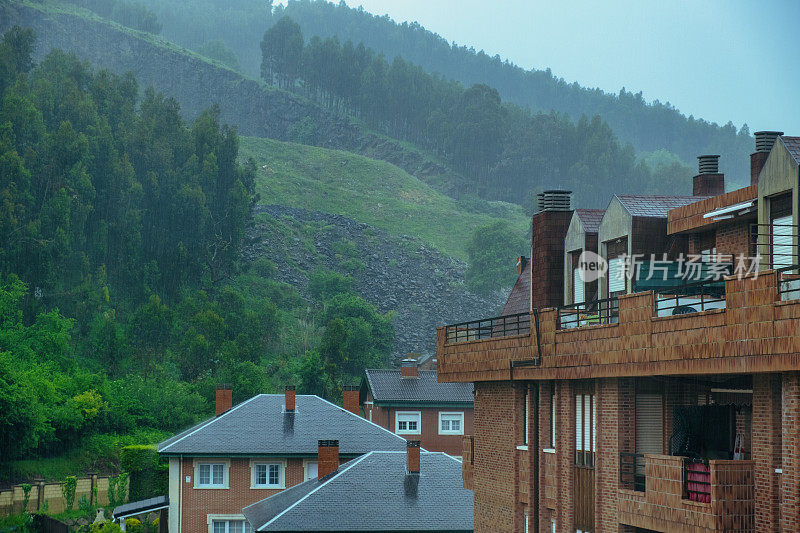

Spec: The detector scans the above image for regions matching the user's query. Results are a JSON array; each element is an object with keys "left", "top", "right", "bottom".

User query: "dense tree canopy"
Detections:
[
  {"left": 259, "top": 18, "right": 688, "bottom": 208},
  {"left": 0, "top": 27, "right": 393, "bottom": 476}
]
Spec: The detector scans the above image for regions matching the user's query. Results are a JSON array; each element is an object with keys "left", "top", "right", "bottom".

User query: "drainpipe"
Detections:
[{"left": 531, "top": 383, "right": 540, "bottom": 533}]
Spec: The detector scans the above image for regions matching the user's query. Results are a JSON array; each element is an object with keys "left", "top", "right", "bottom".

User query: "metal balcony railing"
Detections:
[
  {"left": 777, "top": 264, "right": 800, "bottom": 301},
  {"left": 557, "top": 297, "right": 619, "bottom": 329},
  {"left": 654, "top": 277, "right": 727, "bottom": 317},
  {"left": 684, "top": 458, "right": 711, "bottom": 503},
  {"left": 750, "top": 222, "right": 799, "bottom": 268},
  {"left": 619, "top": 452, "right": 645, "bottom": 492},
  {"left": 444, "top": 312, "right": 531, "bottom": 344}
]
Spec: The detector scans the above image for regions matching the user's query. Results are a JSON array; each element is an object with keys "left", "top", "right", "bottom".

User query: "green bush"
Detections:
[
  {"left": 120, "top": 446, "right": 158, "bottom": 472},
  {"left": 61, "top": 476, "right": 77, "bottom": 511}
]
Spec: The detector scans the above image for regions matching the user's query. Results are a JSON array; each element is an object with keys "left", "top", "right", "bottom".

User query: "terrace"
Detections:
[{"left": 437, "top": 265, "right": 800, "bottom": 383}]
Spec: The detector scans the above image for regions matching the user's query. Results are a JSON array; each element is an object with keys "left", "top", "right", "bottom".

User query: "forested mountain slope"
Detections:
[
  {"left": 135, "top": 0, "right": 753, "bottom": 187},
  {"left": 2, "top": 0, "right": 696, "bottom": 208},
  {"left": 0, "top": 0, "right": 469, "bottom": 197}
]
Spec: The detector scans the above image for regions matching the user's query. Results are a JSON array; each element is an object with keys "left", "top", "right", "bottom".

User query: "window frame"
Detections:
[
  {"left": 250, "top": 460, "right": 286, "bottom": 489},
  {"left": 549, "top": 383, "right": 557, "bottom": 449},
  {"left": 303, "top": 459, "right": 318, "bottom": 481},
  {"left": 195, "top": 460, "right": 228, "bottom": 489},
  {"left": 207, "top": 515, "right": 252, "bottom": 533},
  {"left": 395, "top": 411, "right": 422, "bottom": 435},
  {"left": 438, "top": 411, "right": 465, "bottom": 435}
]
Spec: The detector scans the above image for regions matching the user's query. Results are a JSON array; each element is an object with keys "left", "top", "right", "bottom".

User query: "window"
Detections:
[
  {"left": 523, "top": 388, "right": 529, "bottom": 445},
  {"left": 439, "top": 412, "right": 465, "bottom": 435},
  {"left": 304, "top": 461, "right": 318, "bottom": 481},
  {"left": 197, "top": 463, "right": 225, "bottom": 487},
  {"left": 572, "top": 250, "right": 584, "bottom": 304},
  {"left": 575, "top": 393, "right": 596, "bottom": 467},
  {"left": 605, "top": 238, "right": 628, "bottom": 297},
  {"left": 253, "top": 463, "right": 282, "bottom": 488},
  {"left": 396, "top": 411, "right": 421, "bottom": 435},
  {"left": 771, "top": 194, "right": 794, "bottom": 269},
  {"left": 550, "top": 384, "right": 556, "bottom": 449},
  {"left": 212, "top": 520, "right": 252, "bottom": 533}
]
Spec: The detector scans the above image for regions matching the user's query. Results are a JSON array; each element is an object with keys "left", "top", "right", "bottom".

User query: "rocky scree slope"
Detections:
[{"left": 243, "top": 205, "right": 505, "bottom": 359}]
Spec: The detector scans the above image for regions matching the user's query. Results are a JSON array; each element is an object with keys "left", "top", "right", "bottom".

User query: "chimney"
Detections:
[
  {"left": 531, "top": 191, "right": 573, "bottom": 309},
  {"left": 692, "top": 155, "right": 724, "bottom": 196},
  {"left": 406, "top": 440, "right": 421, "bottom": 474},
  {"left": 215, "top": 385, "right": 232, "bottom": 416},
  {"left": 515, "top": 256, "right": 528, "bottom": 275},
  {"left": 400, "top": 358, "right": 418, "bottom": 379},
  {"left": 317, "top": 440, "right": 339, "bottom": 479},
  {"left": 751, "top": 131, "right": 783, "bottom": 185},
  {"left": 285, "top": 385, "right": 296, "bottom": 412},
  {"left": 343, "top": 385, "right": 360, "bottom": 415},
  {"left": 536, "top": 190, "right": 571, "bottom": 213}
]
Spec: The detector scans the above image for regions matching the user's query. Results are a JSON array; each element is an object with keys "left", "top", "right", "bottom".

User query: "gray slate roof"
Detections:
[
  {"left": 113, "top": 496, "right": 169, "bottom": 519},
  {"left": 157, "top": 394, "right": 406, "bottom": 456},
  {"left": 243, "top": 451, "right": 473, "bottom": 532},
  {"left": 615, "top": 195, "right": 707, "bottom": 218},
  {"left": 782, "top": 136, "right": 800, "bottom": 165},
  {"left": 575, "top": 209, "right": 605, "bottom": 233},
  {"left": 364, "top": 369, "right": 474, "bottom": 405}
]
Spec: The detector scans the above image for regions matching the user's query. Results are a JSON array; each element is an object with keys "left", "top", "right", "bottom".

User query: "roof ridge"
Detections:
[
  {"left": 253, "top": 452, "right": 373, "bottom": 531},
  {"left": 159, "top": 394, "right": 265, "bottom": 453},
  {"left": 314, "top": 395, "right": 408, "bottom": 444}
]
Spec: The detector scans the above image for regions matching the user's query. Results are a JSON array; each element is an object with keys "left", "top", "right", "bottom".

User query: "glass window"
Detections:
[
  {"left": 550, "top": 384, "right": 556, "bottom": 449},
  {"left": 212, "top": 521, "right": 252, "bottom": 533},
  {"left": 254, "top": 463, "right": 281, "bottom": 488},
  {"left": 439, "top": 412, "right": 465, "bottom": 435},
  {"left": 198, "top": 463, "right": 224, "bottom": 487},
  {"left": 305, "top": 461, "right": 318, "bottom": 481},
  {"left": 396, "top": 412, "right": 421, "bottom": 435}
]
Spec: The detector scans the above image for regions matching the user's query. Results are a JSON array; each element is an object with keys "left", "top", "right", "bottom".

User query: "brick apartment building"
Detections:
[
  {"left": 157, "top": 387, "right": 406, "bottom": 533},
  {"left": 361, "top": 359, "right": 474, "bottom": 456},
  {"left": 436, "top": 132, "right": 800, "bottom": 532}
]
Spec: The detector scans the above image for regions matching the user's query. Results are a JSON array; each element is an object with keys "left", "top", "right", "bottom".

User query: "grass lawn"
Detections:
[{"left": 239, "top": 137, "right": 529, "bottom": 261}]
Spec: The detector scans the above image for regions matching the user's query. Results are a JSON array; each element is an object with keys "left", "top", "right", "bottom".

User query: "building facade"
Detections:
[
  {"left": 438, "top": 132, "right": 800, "bottom": 532},
  {"left": 361, "top": 359, "right": 474, "bottom": 456},
  {"left": 158, "top": 387, "right": 406, "bottom": 533}
]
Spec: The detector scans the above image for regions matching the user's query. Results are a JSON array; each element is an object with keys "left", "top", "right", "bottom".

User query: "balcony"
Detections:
[
  {"left": 618, "top": 454, "right": 754, "bottom": 532},
  {"left": 436, "top": 266, "right": 800, "bottom": 383}
]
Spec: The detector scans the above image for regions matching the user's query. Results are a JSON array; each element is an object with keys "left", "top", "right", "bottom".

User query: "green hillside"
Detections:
[{"left": 239, "top": 137, "right": 529, "bottom": 262}]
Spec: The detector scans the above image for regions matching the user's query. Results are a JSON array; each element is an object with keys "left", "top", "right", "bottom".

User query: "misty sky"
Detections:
[{"left": 287, "top": 0, "right": 800, "bottom": 136}]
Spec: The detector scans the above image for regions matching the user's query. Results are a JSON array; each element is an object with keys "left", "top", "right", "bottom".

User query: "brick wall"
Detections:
[
  {"left": 367, "top": 404, "right": 474, "bottom": 455},
  {"left": 473, "top": 382, "right": 519, "bottom": 533},
  {"left": 531, "top": 210, "right": 572, "bottom": 309},
  {"left": 781, "top": 372, "right": 800, "bottom": 532},
  {"left": 179, "top": 457, "right": 306, "bottom": 533}
]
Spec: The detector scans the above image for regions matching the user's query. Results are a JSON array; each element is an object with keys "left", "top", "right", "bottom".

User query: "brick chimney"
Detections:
[
  {"left": 318, "top": 440, "right": 339, "bottom": 479},
  {"left": 531, "top": 191, "right": 573, "bottom": 308},
  {"left": 515, "top": 256, "right": 528, "bottom": 275},
  {"left": 285, "top": 385, "right": 295, "bottom": 412},
  {"left": 751, "top": 131, "right": 783, "bottom": 185},
  {"left": 406, "top": 440, "right": 421, "bottom": 473},
  {"left": 215, "top": 385, "right": 232, "bottom": 416},
  {"left": 400, "top": 358, "right": 418, "bottom": 379},
  {"left": 693, "top": 155, "right": 724, "bottom": 196},
  {"left": 343, "top": 385, "right": 360, "bottom": 415}
]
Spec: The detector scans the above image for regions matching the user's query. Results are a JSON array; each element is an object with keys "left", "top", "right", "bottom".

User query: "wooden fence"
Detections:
[{"left": 0, "top": 475, "right": 129, "bottom": 516}]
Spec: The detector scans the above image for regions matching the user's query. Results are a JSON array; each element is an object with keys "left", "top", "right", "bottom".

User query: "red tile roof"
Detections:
[
  {"left": 616, "top": 195, "right": 708, "bottom": 218},
  {"left": 575, "top": 209, "right": 604, "bottom": 233},
  {"left": 782, "top": 136, "right": 800, "bottom": 165},
  {"left": 500, "top": 260, "right": 530, "bottom": 316}
]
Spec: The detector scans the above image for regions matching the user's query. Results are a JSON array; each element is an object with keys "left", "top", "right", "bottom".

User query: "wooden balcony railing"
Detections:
[
  {"left": 436, "top": 267, "right": 800, "bottom": 382},
  {"left": 618, "top": 454, "right": 754, "bottom": 532}
]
